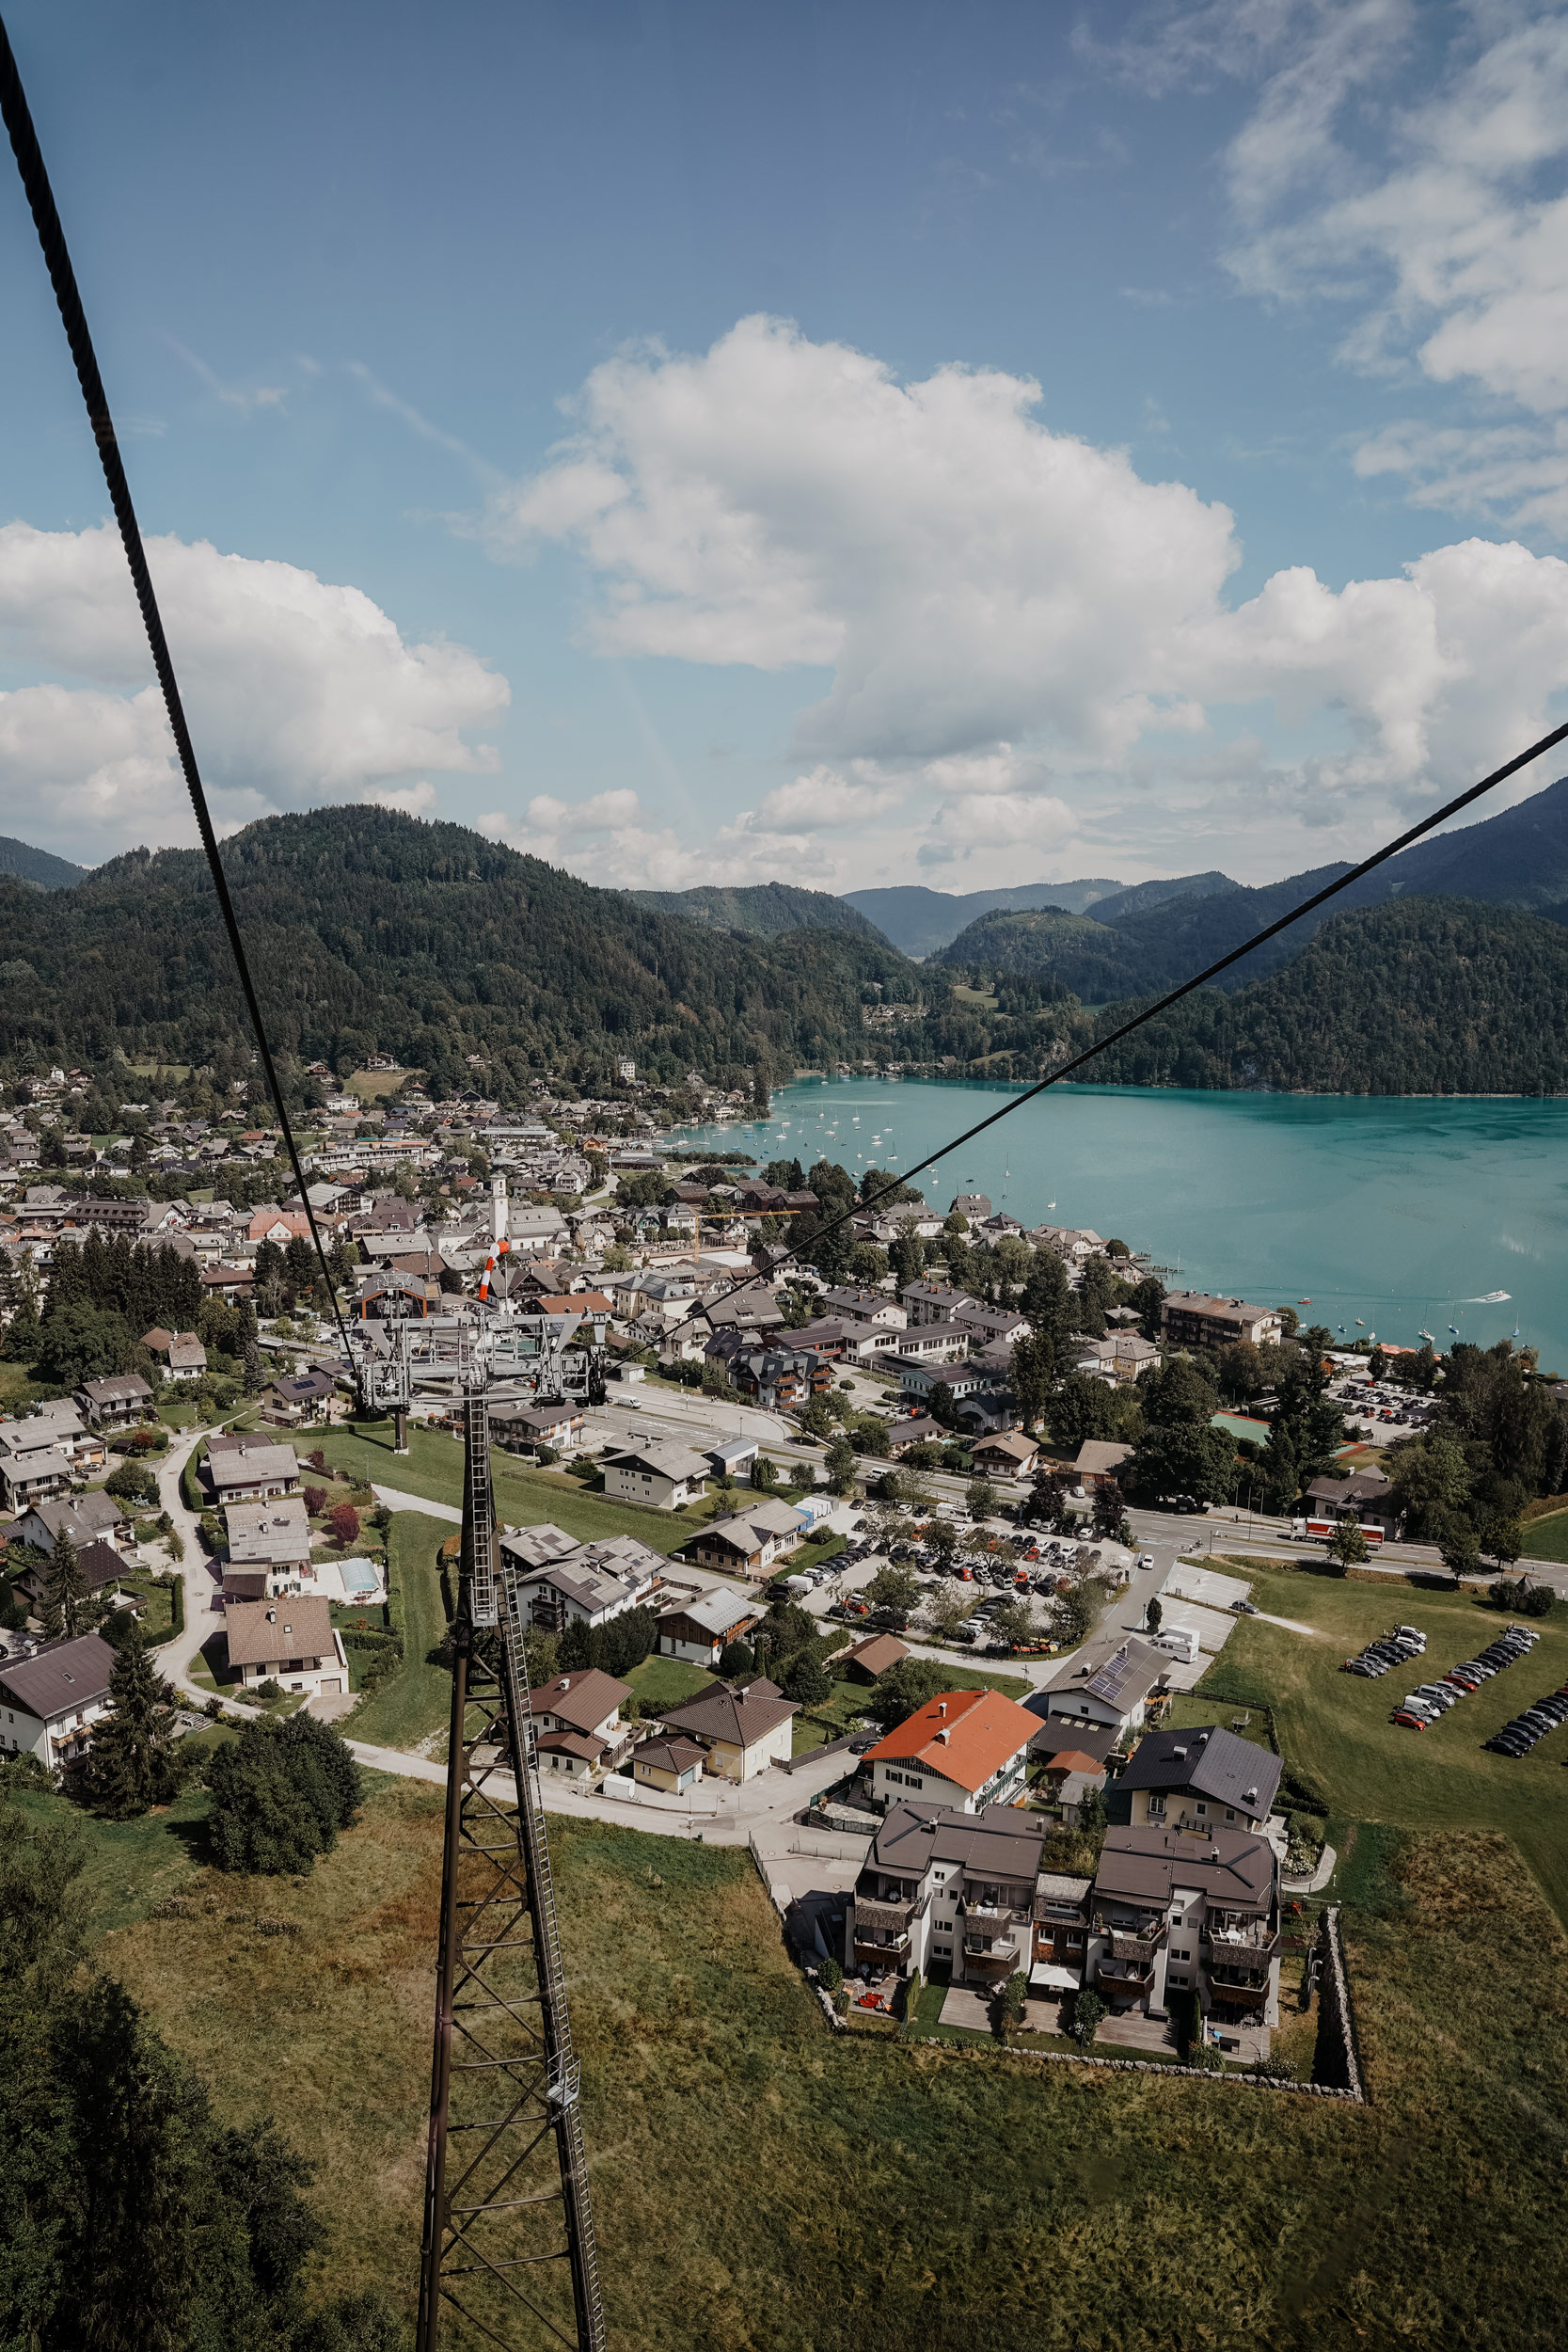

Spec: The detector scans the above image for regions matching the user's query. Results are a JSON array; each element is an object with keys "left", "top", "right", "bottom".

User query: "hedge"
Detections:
[{"left": 148, "top": 1574, "right": 184, "bottom": 1647}]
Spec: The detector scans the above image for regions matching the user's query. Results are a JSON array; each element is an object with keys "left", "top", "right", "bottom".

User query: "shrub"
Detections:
[
  {"left": 206, "top": 1713, "right": 364, "bottom": 1874},
  {"left": 328, "top": 1502, "right": 361, "bottom": 1549},
  {"left": 819, "top": 1956, "right": 843, "bottom": 1993},
  {"left": 1069, "top": 1990, "right": 1106, "bottom": 2049},
  {"left": 302, "top": 1485, "right": 328, "bottom": 1517}
]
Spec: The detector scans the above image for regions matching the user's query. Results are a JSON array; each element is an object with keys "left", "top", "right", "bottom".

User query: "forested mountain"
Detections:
[
  {"left": 932, "top": 775, "right": 1568, "bottom": 1002},
  {"left": 0, "top": 806, "right": 1008, "bottom": 1100},
  {"left": 844, "top": 877, "right": 1125, "bottom": 955},
  {"left": 626, "top": 880, "right": 892, "bottom": 944},
  {"left": 1078, "top": 870, "right": 1238, "bottom": 925},
  {"left": 1087, "top": 898, "right": 1568, "bottom": 1094},
  {"left": 0, "top": 832, "right": 87, "bottom": 889}
]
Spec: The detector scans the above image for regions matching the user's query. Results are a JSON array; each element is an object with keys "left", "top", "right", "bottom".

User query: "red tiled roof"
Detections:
[{"left": 863, "top": 1686, "right": 1037, "bottom": 1794}]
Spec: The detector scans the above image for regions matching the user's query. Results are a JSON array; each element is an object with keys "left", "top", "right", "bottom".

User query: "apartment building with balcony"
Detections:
[
  {"left": 1118, "top": 1723, "right": 1283, "bottom": 1838},
  {"left": 846, "top": 1802, "right": 1046, "bottom": 1988},
  {"left": 1085, "top": 1822, "right": 1281, "bottom": 2029}
]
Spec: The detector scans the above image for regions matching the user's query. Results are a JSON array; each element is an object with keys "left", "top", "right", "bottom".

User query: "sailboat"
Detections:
[
  {"left": 1354, "top": 1318, "right": 1365, "bottom": 1327},
  {"left": 1448, "top": 1324, "right": 1460, "bottom": 1335},
  {"left": 1418, "top": 1328, "right": 1435, "bottom": 1343},
  {"left": 1513, "top": 1322, "right": 1521, "bottom": 1339}
]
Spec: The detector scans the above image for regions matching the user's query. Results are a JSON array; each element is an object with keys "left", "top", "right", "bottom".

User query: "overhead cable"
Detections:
[
  {"left": 0, "top": 19, "right": 355, "bottom": 1361},
  {"left": 670, "top": 713, "right": 1568, "bottom": 1338}
]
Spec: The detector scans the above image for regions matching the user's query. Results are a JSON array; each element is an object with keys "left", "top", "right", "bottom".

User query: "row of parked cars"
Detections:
[
  {"left": 1342, "top": 1624, "right": 1428, "bottom": 1679},
  {"left": 1392, "top": 1622, "right": 1540, "bottom": 1733}
]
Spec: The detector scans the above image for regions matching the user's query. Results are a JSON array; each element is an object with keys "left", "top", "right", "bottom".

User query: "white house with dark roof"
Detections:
[
  {"left": 223, "top": 1498, "right": 315, "bottom": 1600},
  {"left": 10, "top": 1489, "right": 128, "bottom": 1560},
  {"left": 1037, "top": 1633, "right": 1171, "bottom": 1740},
  {"left": 1118, "top": 1723, "right": 1283, "bottom": 1837},
  {"left": 655, "top": 1585, "right": 761, "bottom": 1666},
  {"left": 205, "top": 1436, "right": 301, "bottom": 1505},
  {"left": 601, "top": 1440, "right": 709, "bottom": 1511},
  {"left": 223, "top": 1596, "right": 347, "bottom": 1697},
  {"left": 73, "top": 1374, "right": 154, "bottom": 1428},
  {"left": 0, "top": 1631, "right": 118, "bottom": 1768}
]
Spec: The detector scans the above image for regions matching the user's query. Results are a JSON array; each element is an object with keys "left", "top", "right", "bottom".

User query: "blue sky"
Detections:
[{"left": 2, "top": 0, "right": 1568, "bottom": 890}]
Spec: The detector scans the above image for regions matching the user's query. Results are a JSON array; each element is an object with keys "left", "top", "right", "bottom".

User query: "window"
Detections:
[
  {"left": 1196, "top": 1802, "right": 1208, "bottom": 1817},
  {"left": 1226, "top": 1808, "right": 1235, "bottom": 1821}
]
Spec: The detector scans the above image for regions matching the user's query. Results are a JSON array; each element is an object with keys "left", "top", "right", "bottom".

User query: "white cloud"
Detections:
[
  {"left": 480, "top": 317, "right": 1568, "bottom": 873},
  {"left": 476, "top": 788, "right": 839, "bottom": 893},
  {"left": 1191, "top": 5, "right": 1568, "bottom": 527},
  {"left": 755, "top": 765, "right": 907, "bottom": 831},
  {"left": 0, "top": 523, "right": 508, "bottom": 858}
]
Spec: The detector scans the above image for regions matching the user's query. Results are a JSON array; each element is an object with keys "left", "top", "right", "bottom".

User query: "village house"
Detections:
[
  {"left": 679, "top": 1500, "right": 807, "bottom": 1580},
  {"left": 967, "top": 1430, "right": 1041, "bottom": 1481},
  {"left": 1074, "top": 1331, "right": 1160, "bottom": 1385},
  {"left": 264, "top": 1368, "right": 338, "bottom": 1424},
  {"left": 655, "top": 1679, "right": 798, "bottom": 1781},
  {"left": 1086, "top": 1821, "right": 1281, "bottom": 2032},
  {"left": 142, "top": 1327, "right": 207, "bottom": 1380},
  {"left": 600, "top": 1440, "right": 709, "bottom": 1512},
  {"left": 863, "top": 1687, "right": 1037, "bottom": 1815},
  {"left": 73, "top": 1373, "right": 154, "bottom": 1429},
  {"left": 0, "top": 1425, "right": 72, "bottom": 1512},
  {"left": 489, "top": 1399, "right": 587, "bottom": 1456},
  {"left": 847, "top": 1801, "right": 1046, "bottom": 1988},
  {"left": 816, "top": 1285, "right": 907, "bottom": 1330},
  {"left": 626, "top": 1734, "right": 705, "bottom": 1795},
  {"left": 1036, "top": 1634, "right": 1172, "bottom": 1741},
  {"left": 222, "top": 1499, "right": 315, "bottom": 1601},
  {"left": 9, "top": 1533, "right": 140, "bottom": 1614},
  {"left": 223, "top": 1596, "right": 348, "bottom": 1698},
  {"left": 654, "top": 1585, "right": 760, "bottom": 1666},
  {"left": 204, "top": 1434, "right": 301, "bottom": 1505},
  {"left": 526, "top": 1666, "right": 633, "bottom": 1780},
  {"left": 1302, "top": 1468, "right": 1403, "bottom": 1538},
  {"left": 1160, "top": 1292, "right": 1284, "bottom": 1349},
  {"left": 498, "top": 1526, "right": 662, "bottom": 1631},
  {"left": 0, "top": 1631, "right": 118, "bottom": 1768},
  {"left": 1118, "top": 1724, "right": 1283, "bottom": 1838},
  {"left": 1073, "top": 1438, "right": 1134, "bottom": 1491},
  {"left": 10, "top": 1489, "right": 129, "bottom": 1562}
]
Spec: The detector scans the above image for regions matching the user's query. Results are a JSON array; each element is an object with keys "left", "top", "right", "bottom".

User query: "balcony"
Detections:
[
  {"left": 1202, "top": 1918, "right": 1278, "bottom": 1956},
  {"left": 854, "top": 1927, "right": 911, "bottom": 1957},
  {"left": 961, "top": 1935, "right": 1020, "bottom": 1967}
]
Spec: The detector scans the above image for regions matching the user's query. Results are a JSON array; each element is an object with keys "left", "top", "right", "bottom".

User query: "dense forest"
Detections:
[
  {"left": 626, "top": 881, "right": 892, "bottom": 944},
  {"left": 0, "top": 808, "right": 1013, "bottom": 1098},
  {"left": 1085, "top": 898, "right": 1568, "bottom": 1093}
]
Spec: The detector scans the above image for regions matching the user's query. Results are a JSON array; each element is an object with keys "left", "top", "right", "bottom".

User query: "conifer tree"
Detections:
[
  {"left": 41, "top": 1529, "right": 87, "bottom": 1642},
  {"left": 83, "top": 1634, "right": 185, "bottom": 1818}
]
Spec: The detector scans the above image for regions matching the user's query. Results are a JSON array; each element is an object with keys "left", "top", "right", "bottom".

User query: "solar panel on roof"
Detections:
[{"left": 1085, "top": 1645, "right": 1133, "bottom": 1704}]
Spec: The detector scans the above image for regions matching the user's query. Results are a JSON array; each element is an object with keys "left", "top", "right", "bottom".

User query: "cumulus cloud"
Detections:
[
  {"left": 0, "top": 523, "right": 508, "bottom": 858},
  {"left": 474, "top": 786, "right": 839, "bottom": 892},
  {"left": 480, "top": 316, "right": 1568, "bottom": 872}
]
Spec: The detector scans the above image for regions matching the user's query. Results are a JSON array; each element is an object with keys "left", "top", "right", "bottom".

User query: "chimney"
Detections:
[
  {"left": 560, "top": 1677, "right": 570, "bottom": 1691},
  {"left": 1171, "top": 1743, "right": 1187, "bottom": 1758},
  {"left": 1196, "top": 1731, "right": 1209, "bottom": 1746},
  {"left": 266, "top": 1608, "right": 277, "bottom": 1622},
  {"left": 936, "top": 1701, "right": 947, "bottom": 1718},
  {"left": 935, "top": 1728, "right": 949, "bottom": 1743}
]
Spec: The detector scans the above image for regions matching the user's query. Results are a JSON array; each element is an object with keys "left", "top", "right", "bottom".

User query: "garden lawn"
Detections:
[
  {"left": 312, "top": 1420, "right": 709, "bottom": 1556},
  {"left": 36, "top": 1770, "right": 1568, "bottom": 2351},
  {"left": 343, "top": 1511, "right": 452, "bottom": 1750},
  {"left": 1196, "top": 1556, "right": 1568, "bottom": 1925},
  {"left": 625, "top": 1653, "right": 714, "bottom": 1711}
]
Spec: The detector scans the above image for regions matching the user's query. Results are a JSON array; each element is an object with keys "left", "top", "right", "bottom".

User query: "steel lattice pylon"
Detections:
[{"left": 405, "top": 1188, "right": 606, "bottom": 2352}]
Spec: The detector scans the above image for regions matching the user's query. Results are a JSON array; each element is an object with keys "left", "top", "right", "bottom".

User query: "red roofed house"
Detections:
[
  {"left": 248, "top": 1207, "right": 311, "bottom": 1245},
  {"left": 863, "top": 1687, "right": 1037, "bottom": 1815}
]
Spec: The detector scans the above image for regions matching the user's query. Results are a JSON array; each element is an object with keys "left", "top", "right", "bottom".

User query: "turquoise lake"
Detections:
[{"left": 669, "top": 1077, "right": 1568, "bottom": 1373}]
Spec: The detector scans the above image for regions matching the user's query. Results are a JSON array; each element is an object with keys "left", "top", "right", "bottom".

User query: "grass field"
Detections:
[
  {"left": 1196, "top": 1556, "right": 1568, "bottom": 1924},
  {"left": 625, "top": 1653, "right": 714, "bottom": 1710},
  {"left": 1521, "top": 1507, "right": 1568, "bottom": 1564},
  {"left": 16, "top": 1764, "right": 1566, "bottom": 2349},
  {"left": 345, "top": 1510, "right": 453, "bottom": 1750},
  {"left": 313, "top": 1420, "right": 721, "bottom": 1556}
]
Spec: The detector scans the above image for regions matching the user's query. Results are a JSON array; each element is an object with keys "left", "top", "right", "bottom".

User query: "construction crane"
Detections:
[{"left": 354, "top": 1179, "right": 609, "bottom": 2352}]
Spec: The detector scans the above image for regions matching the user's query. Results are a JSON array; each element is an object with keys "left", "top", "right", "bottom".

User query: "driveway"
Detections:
[{"left": 152, "top": 1421, "right": 233, "bottom": 1706}]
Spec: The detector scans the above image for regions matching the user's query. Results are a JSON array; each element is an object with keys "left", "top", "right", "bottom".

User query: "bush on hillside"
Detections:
[{"left": 206, "top": 1714, "right": 364, "bottom": 1875}]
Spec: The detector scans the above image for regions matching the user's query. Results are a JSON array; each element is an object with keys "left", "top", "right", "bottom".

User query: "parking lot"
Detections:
[{"left": 1329, "top": 1373, "right": 1439, "bottom": 1446}]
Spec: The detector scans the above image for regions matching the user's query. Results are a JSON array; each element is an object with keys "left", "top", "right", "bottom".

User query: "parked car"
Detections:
[{"left": 1391, "top": 1709, "right": 1429, "bottom": 1730}]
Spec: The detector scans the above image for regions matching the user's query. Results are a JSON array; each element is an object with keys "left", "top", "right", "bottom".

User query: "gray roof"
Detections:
[
  {"left": 1118, "top": 1724, "right": 1281, "bottom": 1818},
  {"left": 1094, "top": 1823, "right": 1276, "bottom": 1911},
  {"left": 20, "top": 1492, "right": 125, "bottom": 1546},
  {"left": 658, "top": 1585, "right": 757, "bottom": 1639},
  {"left": 605, "top": 1440, "right": 710, "bottom": 1482},
  {"left": 865, "top": 1799, "right": 1046, "bottom": 1882},
  {"left": 1041, "top": 1632, "right": 1166, "bottom": 1708},
  {"left": 0, "top": 1631, "right": 117, "bottom": 1722},
  {"left": 207, "top": 1441, "right": 299, "bottom": 1489},
  {"left": 225, "top": 1499, "right": 312, "bottom": 1565},
  {"left": 658, "top": 1681, "right": 797, "bottom": 1749}
]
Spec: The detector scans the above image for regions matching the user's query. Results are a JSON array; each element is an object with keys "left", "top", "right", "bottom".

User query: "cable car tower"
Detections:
[{"left": 354, "top": 1178, "right": 609, "bottom": 2352}]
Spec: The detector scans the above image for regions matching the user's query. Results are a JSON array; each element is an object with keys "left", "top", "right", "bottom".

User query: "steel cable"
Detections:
[{"left": 0, "top": 18, "right": 355, "bottom": 1361}]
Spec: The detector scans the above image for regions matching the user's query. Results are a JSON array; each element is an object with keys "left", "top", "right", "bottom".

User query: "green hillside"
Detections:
[
  {"left": 0, "top": 805, "right": 1006, "bottom": 1099},
  {"left": 0, "top": 832, "right": 87, "bottom": 889},
  {"left": 1087, "top": 897, "right": 1568, "bottom": 1093},
  {"left": 626, "top": 880, "right": 892, "bottom": 944},
  {"left": 843, "top": 878, "right": 1124, "bottom": 955}
]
